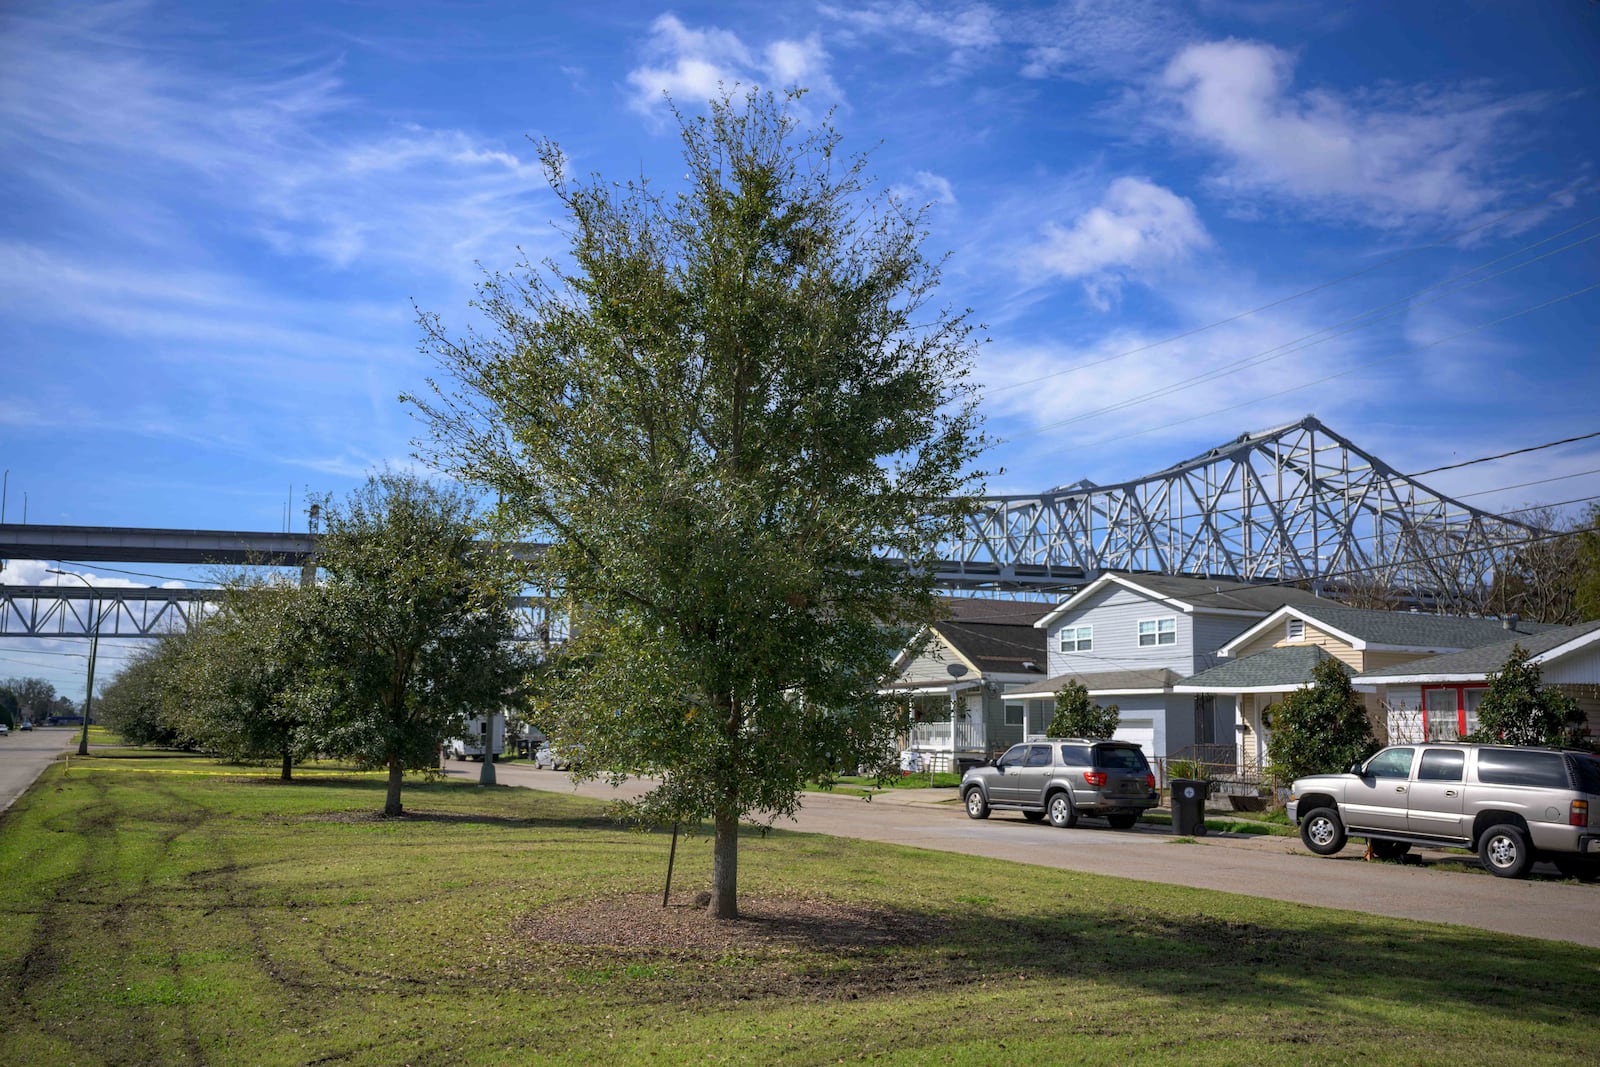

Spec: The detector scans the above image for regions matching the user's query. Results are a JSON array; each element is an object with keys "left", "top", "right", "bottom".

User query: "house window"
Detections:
[
  {"left": 1286, "top": 618, "right": 1305, "bottom": 641},
  {"left": 1137, "top": 617, "right": 1176, "bottom": 647},
  {"left": 1422, "top": 685, "right": 1487, "bottom": 740},
  {"left": 1058, "top": 625, "right": 1093, "bottom": 653},
  {"left": 1004, "top": 702, "right": 1024, "bottom": 727}
]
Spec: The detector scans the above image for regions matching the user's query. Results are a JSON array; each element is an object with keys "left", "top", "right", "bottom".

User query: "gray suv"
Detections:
[
  {"left": 1288, "top": 743, "right": 1600, "bottom": 879},
  {"left": 961, "top": 740, "right": 1159, "bottom": 830}
]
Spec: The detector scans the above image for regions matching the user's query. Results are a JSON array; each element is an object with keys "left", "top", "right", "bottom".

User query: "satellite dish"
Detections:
[{"left": 946, "top": 663, "right": 969, "bottom": 678}]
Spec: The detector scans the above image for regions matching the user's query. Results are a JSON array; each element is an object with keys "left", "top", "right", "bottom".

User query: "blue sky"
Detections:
[{"left": 2, "top": 1, "right": 1598, "bottom": 693}]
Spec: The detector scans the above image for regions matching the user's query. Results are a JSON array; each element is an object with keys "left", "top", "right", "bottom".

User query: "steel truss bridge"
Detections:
[{"left": 1, "top": 416, "right": 1541, "bottom": 638}]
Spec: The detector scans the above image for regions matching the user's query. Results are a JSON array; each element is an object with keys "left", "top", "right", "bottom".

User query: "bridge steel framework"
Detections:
[
  {"left": 1, "top": 417, "right": 1543, "bottom": 636},
  {"left": 938, "top": 416, "right": 1541, "bottom": 602}
]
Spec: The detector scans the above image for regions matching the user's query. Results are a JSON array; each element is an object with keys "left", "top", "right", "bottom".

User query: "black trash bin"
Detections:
[{"left": 1170, "top": 778, "right": 1209, "bottom": 836}]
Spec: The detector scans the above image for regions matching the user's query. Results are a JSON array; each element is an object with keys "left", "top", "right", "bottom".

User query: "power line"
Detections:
[{"left": 1412, "top": 430, "right": 1600, "bottom": 478}]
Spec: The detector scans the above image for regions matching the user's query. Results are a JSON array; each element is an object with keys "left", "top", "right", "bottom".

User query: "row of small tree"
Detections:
[
  {"left": 0, "top": 677, "right": 79, "bottom": 727},
  {"left": 98, "top": 473, "right": 532, "bottom": 816}
]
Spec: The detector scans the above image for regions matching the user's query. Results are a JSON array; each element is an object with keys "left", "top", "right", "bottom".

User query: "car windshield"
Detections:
[{"left": 1096, "top": 746, "right": 1149, "bottom": 771}]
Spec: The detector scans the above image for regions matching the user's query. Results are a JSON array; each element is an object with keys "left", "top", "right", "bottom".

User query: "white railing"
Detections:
[{"left": 908, "top": 720, "right": 986, "bottom": 752}]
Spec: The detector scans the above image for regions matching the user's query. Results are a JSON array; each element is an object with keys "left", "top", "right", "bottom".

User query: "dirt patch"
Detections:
[
  {"left": 518, "top": 893, "right": 949, "bottom": 953},
  {"left": 511, "top": 894, "right": 964, "bottom": 1002}
]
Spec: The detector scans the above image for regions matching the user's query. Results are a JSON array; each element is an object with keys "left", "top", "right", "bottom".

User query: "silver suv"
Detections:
[
  {"left": 1288, "top": 743, "right": 1600, "bottom": 879},
  {"left": 961, "top": 739, "right": 1159, "bottom": 830}
]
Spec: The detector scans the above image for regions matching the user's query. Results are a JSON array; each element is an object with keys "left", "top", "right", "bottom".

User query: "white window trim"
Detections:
[
  {"left": 1137, "top": 616, "right": 1177, "bottom": 647},
  {"left": 1058, "top": 624, "right": 1093, "bottom": 653}
]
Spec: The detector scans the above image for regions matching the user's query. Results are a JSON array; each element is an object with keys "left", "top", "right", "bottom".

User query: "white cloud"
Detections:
[
  {"left": 1160, "top": 38, "right": 1535, "bottom": 226},
  {"left": 1017, "top": 0, "right": 1193, "bottom": 81},
  {"left": 625, "top": 14, "right": 840, "bottom": 115},
  {"left": 820, "top": 2, "right": 1001, "bottom": 51},
  {"left": 892, "top": 170, "right": 957, "bottom": 207},
  {"left": 1026, "top": 177, "right": 1210, "bottom": 308},
  {"left": 0, "top": 4, "right": 550, "bottom": 278}
]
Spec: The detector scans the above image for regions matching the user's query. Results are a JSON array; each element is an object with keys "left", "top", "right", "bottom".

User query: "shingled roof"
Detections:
[
  {"left": 1174, "top": 645, "right": 1343, "bottom": 693},
  {"left": 1250, "top": 603, "right": 1559, "bottom": 653},
  {"left": 1037, "top": 573, "right": 1326, "bottom": 628},
  {"left": 929, "top": 596, "right": 1051, "bottom": 677},
  {"left": 1355, "top": 618, "right": 1600, "bottom": 684},
  {"left": 1008, "top": 668, "right": 1183, "bottom": 700}
]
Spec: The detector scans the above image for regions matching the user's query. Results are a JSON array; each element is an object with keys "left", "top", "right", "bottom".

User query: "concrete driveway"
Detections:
[
  {"left": 0, "top": 726, "right": 74, "bottom": 817},
  {"left": 454, "top": 758, "right": 1600, "bottom": 949}
]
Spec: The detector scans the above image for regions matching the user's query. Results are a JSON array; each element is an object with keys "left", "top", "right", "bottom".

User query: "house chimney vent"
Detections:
[{"left": 1503, "top": 614, "right": 1519, "bottom": 630}]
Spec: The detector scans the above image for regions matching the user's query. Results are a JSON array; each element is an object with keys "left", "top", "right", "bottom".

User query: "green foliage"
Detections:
[
  {"left": 1576, "top": 504, "right": 1600, "bottom": 623},
  {"left": 409, "top": 91, "right": 985, "bottom": 915},
  {"left": 1469, "top": 643, "right": 1587, "bottom": 748},
  {"left": 0, "top": 688, "right": 15, "bottom": 728},
  {"left": 2, "top": 675, "right": 76, "bottom": 721},
  {"left": 1049, "top": 679, "right": 1120, "bottom": 738},
  {"left": 307, "top": 472, "right": 533, "bottom": 815},
  {"left": 1267, "top": 656, "right": 1377, "bottom": 782},
  {"left": 96, "top": 636, "right": 193, "bottom": 748}
]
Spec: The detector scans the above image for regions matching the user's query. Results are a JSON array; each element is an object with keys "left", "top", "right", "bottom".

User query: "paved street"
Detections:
[
  {"left": 454, "top": 758, "right": 1600, "bottom": 949},
  {"left": 0, "top": 726, "right": 74, "bottom": 816}
]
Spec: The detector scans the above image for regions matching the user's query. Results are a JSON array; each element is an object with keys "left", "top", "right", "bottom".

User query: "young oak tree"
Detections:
[
  {"left": 409, "top": 91, "right": 987, "bottom": 918},
  {"left": 1049, "top": 680, "right": 1120, "bottom": 739},
  {"left": 1469, "top": 643, "right": 1587, "bottom": 748},
  {"left": 167, "top": 579, "right": 323, "bottom": 780},
  {"left": 1267, "top": 655, "right": 1378, "bottom": 783},
  {"left": 308, "top": 473, "right": 532, "bottom": 816}
]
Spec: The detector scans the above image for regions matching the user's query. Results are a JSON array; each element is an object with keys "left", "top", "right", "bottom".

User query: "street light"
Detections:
[{"left": 47, "top": 569, "right": 100, "bottom": 756}]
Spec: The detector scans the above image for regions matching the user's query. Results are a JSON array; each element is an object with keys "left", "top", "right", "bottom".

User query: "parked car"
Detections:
[
  {"left": 19, "top": 721, "right": 32, "bottom": 731},
  {"left": 1288, "top": 743, "right": 1600, "bottom": 879},
  {"left": 961, "top": 739, "right": 1159, "bottom": 829},
  {"left": 533, "top": 742, "right": 579, "bottom": 771},
  {"left": 0, "top": 723, "right": 8, "bottom": 736}
]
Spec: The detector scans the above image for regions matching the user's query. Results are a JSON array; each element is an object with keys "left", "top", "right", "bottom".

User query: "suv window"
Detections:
[
  {"left": 1570, "top": 754, "right": 1600, "bottom": 794},
  {"left": 1417, "top": 749, "right": 1465, "bottom": 782},
  {"left": 1476, "top": 748, "right": 1568, "bottom": 789},
  {"left": 1366, "top": 748, "right": 1414, "bottom": 779},
  {"left": 1024, "top": 745, "right": 1052, "bottom": 768},
  {"left": 1095, "top": 746, "right": 1150, "bottom": 771},
  {"left": 997, "top": 744, "right": 1027, "bottom": 769},
  {"left": 1058, "top": 744, "right": 1092, "bottom": 765}
]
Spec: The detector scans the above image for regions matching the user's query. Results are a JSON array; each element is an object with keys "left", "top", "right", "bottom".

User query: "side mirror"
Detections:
[{"left": 1348, "top": 761, "right": 1365, "bottom": 776}]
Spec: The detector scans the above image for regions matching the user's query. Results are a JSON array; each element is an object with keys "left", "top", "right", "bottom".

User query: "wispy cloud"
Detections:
[
  {"left": 625, "top": 14, "right": 841, "bottom": 115},
  {"left": 819, "top": 1, "right": 1001, "bottom": 60},
  {"left": 1024, "top": 177, "right": 1211, "bottom": 309},
  {"left": 1159, "top": 38, "right": 1542, "bottom": 226},
  {"left": 0, "top": 2, "right": 551, "bottom": 278},
  {"left": 1017, "top": 0, "right": 1194, "bottom": 81}
]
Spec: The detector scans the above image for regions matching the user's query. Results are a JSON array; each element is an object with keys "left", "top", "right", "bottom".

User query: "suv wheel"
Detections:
[
  {"left": 1299, "top": 807, "right": 1347, "bottom": 855},
  {"left": 964, "top": 788, "right": 990, "bottom": 820},
  {"left": 1047, "top": 792, "right": 1078, "bottom": 829},
  {"left": 1478, "top": 824, "right": 1532, "bottom": 878}
]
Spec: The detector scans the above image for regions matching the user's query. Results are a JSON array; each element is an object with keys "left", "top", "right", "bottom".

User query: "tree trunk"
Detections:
[
  {"left": 710, "top": 813, "right": 738, "bottom": 919},
  {"left": 385, "top": 755, "right": 404, "bottom": 816},
  {"left": 280, "top": 745, "right": 292, "bottom": 782}
]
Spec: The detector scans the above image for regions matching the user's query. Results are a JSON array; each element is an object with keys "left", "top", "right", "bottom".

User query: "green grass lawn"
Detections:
[{"left": 2, "top": 751, "right": 1597, "bottom": 1065}]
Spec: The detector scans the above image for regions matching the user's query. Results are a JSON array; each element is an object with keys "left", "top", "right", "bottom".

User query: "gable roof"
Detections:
[
  {"left": 1174, "top": 645, "right": 1342, "bottom": 694},
  {"left": 925, "top": 596, "right": 1051, "bottom": 677},
  {"left": 1354, "top": 618, "right": 1600, "bottom": 685},
  {"left": 1008, "top": 667, "right": 1183, "bottom": 700},
  {"left": 1220, "top": 603, "right": 1558, "bottom": 657},
  {"left": 1035, "top": 573, "right": 1324, "bottom": 629}
]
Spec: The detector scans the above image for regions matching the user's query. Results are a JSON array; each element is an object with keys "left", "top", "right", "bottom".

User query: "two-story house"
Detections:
[
  {"left": 1175, "top": 603, "right": 1554, "bottom": 772},
  {"left": 1005, "top": 574, "right": 1325, "bottom": 769},
  {"left": 881, "top": 597, "right": 1051, "bottom": 771}
]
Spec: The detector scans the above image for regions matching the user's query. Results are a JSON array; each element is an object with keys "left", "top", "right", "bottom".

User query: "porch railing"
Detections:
[{"left": 907, "top": 720, "right": 986, "bottom": 752}]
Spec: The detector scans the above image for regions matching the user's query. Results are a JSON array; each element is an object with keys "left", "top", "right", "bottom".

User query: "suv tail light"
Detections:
[
  {"left": 1145, "top": 773, "right": 1157, "bottom": 789},
  {"left": 1572, "top": 799, "right": 1589, "bottom": 827},
  {"left": 1084, "top": 771, "right": 1107, "bottom": 787}
]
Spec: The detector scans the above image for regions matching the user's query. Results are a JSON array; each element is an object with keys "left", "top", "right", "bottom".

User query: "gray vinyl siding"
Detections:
[
  {"left": 1191, "top": 613, "right": 1257, "bottom": 672},
  {"left": 1546, "top": 642, "right": 1600, "bottom": 685},
  {"left": 898, "top": 634, "right": 964, "bottom": 685},
  {"left": 1046, "top": 585, "right": 1204, "bottom": 676}
]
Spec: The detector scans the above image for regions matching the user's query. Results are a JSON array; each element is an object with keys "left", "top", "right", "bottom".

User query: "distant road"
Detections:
[
  {"left": 0, "top": 727, "right": 72, "bottom": 817},
  {"left": 453, "top": 758, "right": 1600, "bottom": 949}
]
